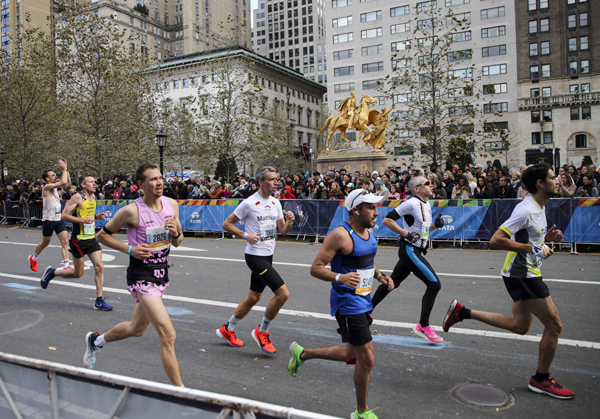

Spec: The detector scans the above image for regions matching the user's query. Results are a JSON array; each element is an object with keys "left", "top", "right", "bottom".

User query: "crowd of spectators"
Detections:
[{"left": 1, "top": 161, "right": 598, "bottom": 204}]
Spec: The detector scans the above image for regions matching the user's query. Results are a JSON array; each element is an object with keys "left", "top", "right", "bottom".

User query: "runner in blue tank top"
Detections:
[{"left": 287, "top": 189, "right": 394, "bottom": 419}]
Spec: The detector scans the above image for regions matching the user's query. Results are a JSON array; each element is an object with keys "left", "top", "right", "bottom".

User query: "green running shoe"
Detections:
[
  {"left": 352, "top": 408, "right": 379, "bottom": 419},
  {"left": 288, "top": 341, "right": 305, "bottom": 377}
]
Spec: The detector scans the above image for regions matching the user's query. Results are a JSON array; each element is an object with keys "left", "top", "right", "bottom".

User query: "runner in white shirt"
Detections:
[
  {"left": 372, "top": 175, "right": 445, "bottom": 343},
  {"left": 443, "top": 164, "right": 574, "bottom": 400},
  {"left": 29, "top": 159, "right": 71, "bottom": 272},
  {"left": 218, "top": 166, "right": 295, "bottom": 354}
]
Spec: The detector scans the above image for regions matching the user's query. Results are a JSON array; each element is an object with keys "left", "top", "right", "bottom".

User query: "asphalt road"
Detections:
[{"left": 0, "top": 226, "right": 598, "bottom": 418}]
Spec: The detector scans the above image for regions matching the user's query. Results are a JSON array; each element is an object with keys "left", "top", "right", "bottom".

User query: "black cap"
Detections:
[{"left": 313, "top": 171, "right": 320, "bottom": 176}]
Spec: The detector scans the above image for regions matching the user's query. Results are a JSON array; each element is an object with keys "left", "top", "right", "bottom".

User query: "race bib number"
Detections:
[
  {"left": 420, "top": 222, "right": 431, "bottom": 239},
  {"left": 260, "top": 223, "right": 276, "bottom": 243},
  {"left": 55, "top": 207, "right": 61, "bottom": 215},
  {"left": 146, "top": 226, "right": 171, "bottom": 251},
  {"left": 355, "top": 268, "right": 374, "bottom": 296},
  {"left": 83, "top": 222, "right": 95, "bottom": 235}
]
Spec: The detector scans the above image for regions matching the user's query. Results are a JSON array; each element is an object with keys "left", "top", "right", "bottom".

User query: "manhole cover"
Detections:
[{"left": 451, "top": 383, "right": 514, "bottom": 409}]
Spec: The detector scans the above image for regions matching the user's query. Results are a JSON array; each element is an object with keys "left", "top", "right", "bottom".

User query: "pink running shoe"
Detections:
[{"left": 414, "top": 323, "right": 444, "bottom": 343}]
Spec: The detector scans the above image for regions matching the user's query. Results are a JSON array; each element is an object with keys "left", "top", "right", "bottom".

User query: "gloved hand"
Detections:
[
  {"left": 532, "top": 244, "right": 553, "bottom": 259},
  {"left": 434, "top": 213, "right": 444, "bottom": 229},
  {"left": 406, "top": 232, "right": 421, "bottom": 244}
]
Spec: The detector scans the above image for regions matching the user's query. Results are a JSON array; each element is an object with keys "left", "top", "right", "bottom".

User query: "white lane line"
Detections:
[
  {"left": 2, "top": 241, "right": 597, "bottom": 284},
  {"left": 1, "top": 271, "right": 598, "bottom": 350}
]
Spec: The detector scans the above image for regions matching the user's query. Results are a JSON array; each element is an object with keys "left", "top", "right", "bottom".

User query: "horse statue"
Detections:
[
  {"left": 363, "top": 105, "right": 394, "bottom": 150},
  {"left": 316, "top": 93, "right": 378, "bottom": 152}
]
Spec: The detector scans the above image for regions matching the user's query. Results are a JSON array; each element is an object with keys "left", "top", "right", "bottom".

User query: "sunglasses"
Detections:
[
  {"left": 350, "top": 190, "right": 369, "bottom": 209},
  {"left": 418, "top": 180, "right": 431, "bottom": 187}
]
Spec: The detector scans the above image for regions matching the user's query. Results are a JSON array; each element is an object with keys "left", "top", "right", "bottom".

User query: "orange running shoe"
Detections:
[
  {"left": 252, "top": 327, "right": 276, "bottom": 354},
  {"left": 216, "top": 325, "right": 244, "bottom": 347},
  {"left": 29, "top": 255, "right": 38, "bottom": 272}
]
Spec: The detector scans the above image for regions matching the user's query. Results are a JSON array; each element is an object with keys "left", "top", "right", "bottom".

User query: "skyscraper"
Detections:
[{"left": 251, "top": 0, "right": 327, "bottom": 86}]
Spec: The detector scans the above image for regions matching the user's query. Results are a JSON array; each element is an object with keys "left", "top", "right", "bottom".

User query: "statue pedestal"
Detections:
[{"left": 316, "top": 147, "right": 388, "bottom": 175}]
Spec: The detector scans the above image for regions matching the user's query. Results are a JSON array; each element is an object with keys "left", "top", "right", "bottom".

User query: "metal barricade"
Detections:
[
  {"left": 0, "top": 201, "right": 5, "bottom": 224},
  {"left": 28, "top": 201, "right": 43, "bottom": 223},
  {"left": 2, "top": 201, "right": 28, "bottom": 227}
]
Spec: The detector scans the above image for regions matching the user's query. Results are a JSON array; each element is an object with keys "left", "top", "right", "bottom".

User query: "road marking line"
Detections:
[
  {"left": 1, "top": 271, "right": 598, "bottom": 350},
  {"left": 1, "top": 240, "right": 597, "bottom": 285}
]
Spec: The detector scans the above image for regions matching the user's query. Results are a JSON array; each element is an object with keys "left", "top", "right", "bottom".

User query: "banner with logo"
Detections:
[{"left": 70, "top": 199, "right": 598, "bottom": 244}]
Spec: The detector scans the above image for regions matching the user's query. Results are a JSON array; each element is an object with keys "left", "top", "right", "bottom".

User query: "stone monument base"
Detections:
[{"left": 316, "top": 147, "right": 388, "bottom": 175}]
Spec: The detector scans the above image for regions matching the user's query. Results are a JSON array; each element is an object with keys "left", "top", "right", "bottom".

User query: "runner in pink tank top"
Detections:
[{"left": 88, "top": 163, "right": 185, "bottom": 387}]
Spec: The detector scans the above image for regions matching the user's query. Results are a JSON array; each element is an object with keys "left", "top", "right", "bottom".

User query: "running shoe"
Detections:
[
  {"left": 28, "top": 255, "right": 38, "bottom": 272},
  {"left": 40, "top": 266, "right": 55, "bottom": 289},
  {"left": 216, "top": 325, "right": 244, "bottom": 347},
  {"left": 413, "top": 323, "right": 444, "bottom": 343},
  {"left": 251, "top": 327, "right": 276, "bottom": 354},
  {"left": 288, "top": 341, "right": 305, "bottom": 377},
  {"left": 83, "top": 332, "right": 102, "bottom": 369},
  {"left": 351, "top": 408, "right": 379, "bottom": 419},
  {"left": 443, "top": 299, "right": 465, "bottom": 333},
  {"left": 94, "top": 298, "right": 113, "bottom": 311},
  {"left": 528, "top": 376, "right": 575, "bottom": 400}
]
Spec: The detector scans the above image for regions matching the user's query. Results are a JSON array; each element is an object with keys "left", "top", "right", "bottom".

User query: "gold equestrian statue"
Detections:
[{"left": 317, "top": 92, "right": 378, "bottom": 152}]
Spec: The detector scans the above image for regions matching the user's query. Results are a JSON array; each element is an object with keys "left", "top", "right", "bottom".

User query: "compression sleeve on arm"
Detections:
[{"left": 385, "top": 211, "right": 401, "bottom": 221}]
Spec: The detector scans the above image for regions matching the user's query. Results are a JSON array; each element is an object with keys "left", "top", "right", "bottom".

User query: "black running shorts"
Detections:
[
  {"left": 335, "top": 312, "right": 373, "bottom": 347},
  {"left": 42, "top": 220, "right": 66, "bottom": 237},
  {"left": 69, "top": 238, "right": 102, "bottom": 259},
  {"left": 503, "top": 276, "right": 550, "bottom": 302},
  {"left": 245, "top": 253, "right": 285, "bottom": 293}
]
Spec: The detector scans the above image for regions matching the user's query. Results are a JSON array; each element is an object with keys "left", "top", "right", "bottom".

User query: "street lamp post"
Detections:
[
  {"left": 0, "top": 150, "right": 6, "bottom": 185},
  {"left": 155, "top": 132, "right": 167, "bottom": 176}
]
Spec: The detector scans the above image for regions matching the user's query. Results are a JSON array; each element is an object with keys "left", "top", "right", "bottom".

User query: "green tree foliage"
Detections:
[
  {"left": 53, "top": 4, "right": 160, "bottom": 178},
  {"left": 214, "top": 154, "right": 239, "bottom": 182},
  {"left": 197, "top": 53, "right": 263, "bottom": 181},
  {"left": 383, "top": 5, "right": 508, "bottom": 166},
  {"left": 0, "top": 19, "right": 60, "bottom": 180},
  {"left": 255, "top": 104, "right": 306, "bottom": 174}
]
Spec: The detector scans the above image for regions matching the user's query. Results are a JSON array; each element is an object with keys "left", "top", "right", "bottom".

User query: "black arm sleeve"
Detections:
[
  {"left": 102, "top": 225, "right": 115, "bottom": 235},
  {"left": 385, "top": 210, "right": 401, "bottom": 221}
]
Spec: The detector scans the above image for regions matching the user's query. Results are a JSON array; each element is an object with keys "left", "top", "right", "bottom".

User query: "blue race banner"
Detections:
[{"left": 68, "top": 199, "right": 597, "bottom": 244}]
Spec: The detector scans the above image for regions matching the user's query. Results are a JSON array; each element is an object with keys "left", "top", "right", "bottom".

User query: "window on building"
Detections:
[
  {"left": 390, "top": 23, "right": 410, "bottom": 34},
  {"left": 540, "top": 0, "right": 548, "bottom": 7},
  {"left": 531, "top": 110, "right": 541, "bottom": 123},
  {"left": 333, "top": 49, "right": 353, "bottom": 59},
  {"left": 392, "top": 58, "right": 411, "bottom": 69},
  {"left": 541, "top": 64, "right": 550, "bottom": 77},
  {"left": 581, "top": 60, "right": 589, "bottom": 73},
  {"left": 543, "top": 132, "right": 553, "bottom": 144},
  {"left": 481, "top": 25, "right": 505, "bottom": 38},
  {"left": 332, "top": 16, "right": 352, "bottom": 27},
  {"left": 362, "top": 62, "right": 384, "bottom": 72},
  {"left": 332, "top": 33, "right": 353, "bottom": 43},
  {"left": 529, "top": 20, "right": 538, "bottom": 34},
  {"left": 445, "top": 0, "right": 469, "bottom": 5},
  {"left": 334, "top": 82, "right": 354, "bottom": 93},
  {"left": 484, "top": 121, "right": 508, "bottom": 132},
  {"left": 448, "top": 50, "right": 472, "bottom": 61},
  {"left": 568, "top": 14, "right": 576, "bottom": 28},
  {"left": 540, "top": 41, "right": 550, "bottom": 55},
  {"left": 569, "top": 61, "right": 578, "bottom": 75},
  {"left": 542, "top": 110, "right": 552, "bottom": 121},
  {"left": 362, "top": 28, "right": 383, "bottom": 38},
  {"left": 394, "top": 146, "right": 414, "bottom": 156},
  {"left": 530, "top": 43, "right": 538, "bottom": 56},
  {"left": 483, "top": 102, "right": 508, "bottom": 113},
  {"left": 570, "top": 84, "right": 579, "bottom": 94},
  {"left": 540, "top": 18, "right": 549, "bottom": 31},
  {"left": 449, "top": 68, "right": 473, "bottom": 78},
  {"left": 542, "top": 87, "right": 552, "bottom": 97},
  {"left": 530, "top": 65, "right": 539, "bottom": 78},
  {"left": 362, "top": 79, "right": 382, "bottom": 90},
  {"left": 482, "top": 45, "right": 506, "bottom": 57},
  {"left": 568, "top": 38, "right": 577, "bottom": 52},
  {"left": 580, "top": 12, "right": 588, "bottom": 26},
  {"left": 531, "top": 88, "right": 540, "bottom": 97},
  {"left": 450, "top": 31, "right": 471, "bottom": 42},
  {"left": 576, "top": 134, "right": 587, "bottom": 148},
  {"left": 332, "top": 0, "right": 352, "bottom": 8},
  {"left": 481, "top": 7, "right": 505, "bottom": 19},
  {"left": 580, "top": 36, "right": 588, "bottom": 50},
  {"left": 483, "top": 83, "right": 508, "bottom": 94},
  {"left": 483, "top": 64, "right": 507, "bottom": 76},
  {"left": 532, "top": 132, "right": 541, "bottom": 145},
  {"left": 581, "top": 83, "right": 590, "bottom": 93},
  {"left": 360, "top": 10, "right": 381, "bottom": 22},
  {"left": 582, "top": 106, "right": 591, "bottom": 119},
  {"left": 571, "top": 107, "right": 580, "bottom": 120},
  {"left": 390, "top": 5, "right": 410, "bottom": 16},
  {"left": 528, "top": 0, "right": 536, "bottom": 10},
  {"left": 391, "top": 41, "right": 409, "bottom": 52},
  {"left": 446, "top": 12, "right": 470, "bottom": 25},
  {"left": 362, "top": 44, "right": 383, "bottom": 55}
]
